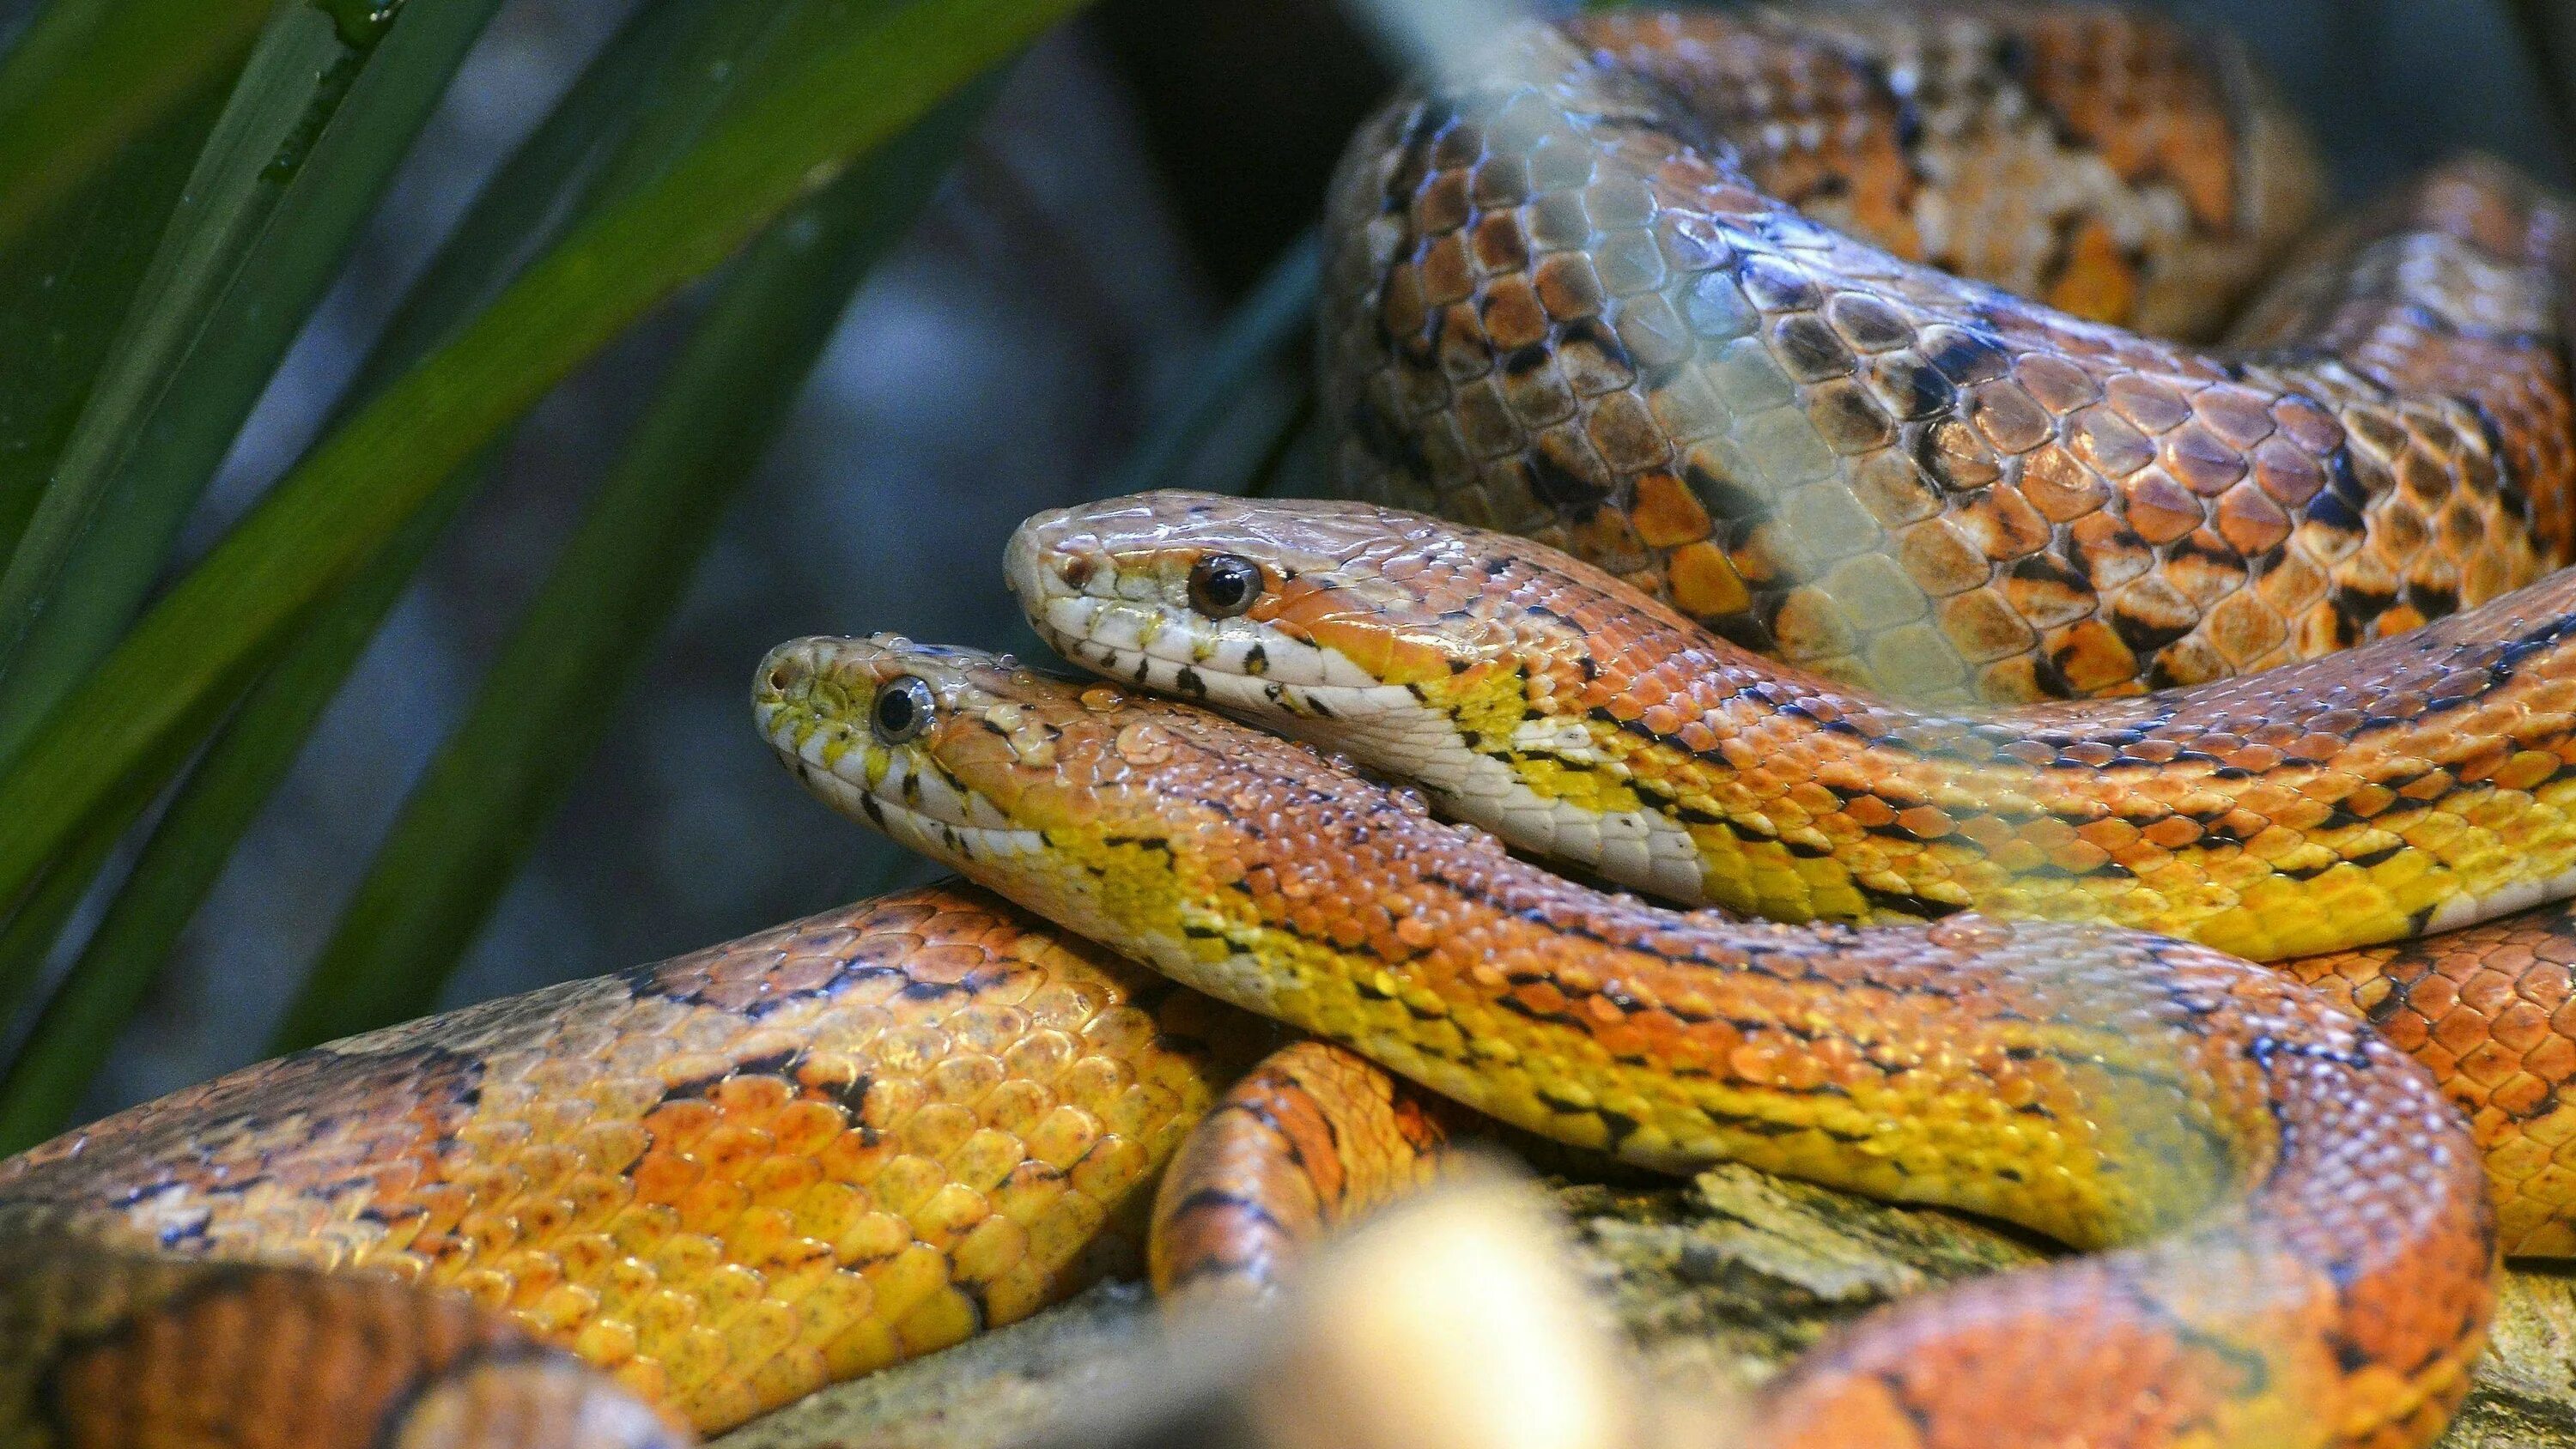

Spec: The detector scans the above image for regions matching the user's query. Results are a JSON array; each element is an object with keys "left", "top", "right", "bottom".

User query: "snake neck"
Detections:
[
  {"left": 1214, "top": 537, "right": 2576, "bottom": 959},
  {"left": 852, "top": 676, "right": 2492, "bottom": 1449}
]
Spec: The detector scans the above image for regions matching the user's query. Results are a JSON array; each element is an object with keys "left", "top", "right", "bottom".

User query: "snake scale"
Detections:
[
  {"left": 755, "top": 634, "right": 2492, "bottom": 1449},
  {"left": 7, "top": 4, "right": 2575, "bottom": 1446}
]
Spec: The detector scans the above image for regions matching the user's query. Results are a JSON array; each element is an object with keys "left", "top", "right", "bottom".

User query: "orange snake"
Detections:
[
  {"left": 751, "top": 633, "right": 2493, "bottom": 1449},
  {"left": 5, "top": 4, "right": 2574, "bottom": 1446}
]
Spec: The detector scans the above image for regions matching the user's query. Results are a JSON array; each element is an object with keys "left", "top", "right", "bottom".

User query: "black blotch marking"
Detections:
[
  {"left": 2305, "top": 445, "right": 2370, "bottom": 534},
  {"left": 1684, "top": 460, "right": 1773, "bottom": 529},
  {"left": 2110, "top": 604, "right": 2195, "bottom": 659},
  {"left": 1351, "top": 399, "right": 1433, "bottom": 483},
  {"left": 2330, "top": 585, "right": 2395, "bottom": 645},
  {"left": 1893, "top": 359, "right": 1958, "bottom": 421},
  {"left": 1530, "top": 448, "right": 1613, "bottom": 516},
  {"left": 1771, "top": 314, "right": 1855, "bottom": 378}
]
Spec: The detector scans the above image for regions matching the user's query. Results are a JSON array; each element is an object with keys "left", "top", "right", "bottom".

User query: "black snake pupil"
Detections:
[
  {"left": 1189, "top": 555, "right": 1261, "bottom": 617},
  {"left": 874, "top": 677, "right": 929, "bottom": 742}
]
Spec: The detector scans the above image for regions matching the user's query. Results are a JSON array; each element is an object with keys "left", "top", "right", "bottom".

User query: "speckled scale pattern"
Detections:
[
  {"left": 758, "top": 637, "right": 2498, "bottom": 1449},
  {"left": 0, "top": 1241, "right": 681, "bottom": 1449},
  {"left": 1323, "top": 7, "right": 2576, "bottom": 703},
  {"left": 1010, "top": 489, "right": 2576, "bottom": 1260},
  {"left": 0, "top": 888, "right": 1258, "bottom": 1444},
  {"left": 2286, "top": 900, "right": 2576, "bottom": 1260},
  {"left": 1015, "top": 494, "right": 2576, "bottom": 962},
  {"left": 1147, "top": 1040, "right": 1455, "bottom": 1299},
  {"left": 1397, "top": 521, "right": 2576, "bottom": 960}
]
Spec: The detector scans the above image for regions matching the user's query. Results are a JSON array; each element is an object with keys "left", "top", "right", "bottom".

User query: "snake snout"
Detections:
[
  {"left": 1003, "top": 506, "right": 1098, "bottom": 607},
  {"left": 756, "top": 640, "right": 812, "bottom": 700}
]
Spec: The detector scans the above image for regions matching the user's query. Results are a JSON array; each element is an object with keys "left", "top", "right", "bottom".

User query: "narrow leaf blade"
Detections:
[
  {"left": 275, "top": 78, "right": 1002, "bottom": 1051},
  {"left": 0, "top": 0, "right": 1084, "bottom": 1004}
]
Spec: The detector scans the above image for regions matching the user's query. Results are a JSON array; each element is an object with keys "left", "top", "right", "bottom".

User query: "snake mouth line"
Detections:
[
  {"left": 1030, "top": 595, "right": 1398, "bottom": 719},
  {"left": 1030, "top": 608, "right": 1718, "bottom": 906},
  {"left": 1006, "top": 507, "right": 1403, "bottom": 703},
  {"left": 754, "top": 636, "right": 1047, "bottom": 868}
]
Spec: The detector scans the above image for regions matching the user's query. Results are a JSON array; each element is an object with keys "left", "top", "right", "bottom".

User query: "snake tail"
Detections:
[
  {"left": 756, "top": 633, "right": 2497, "bottom": 1449},
  {"left": 1150, "top": 1040, "right": 1457, "bottom": 1300}
]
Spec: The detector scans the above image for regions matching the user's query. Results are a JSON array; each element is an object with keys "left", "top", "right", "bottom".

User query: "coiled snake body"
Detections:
[
  {"left": 1325, "top": 6, "right": 2576, "bottom": 704},
  {"left": 755, "top": 634, "right": 2492, "bottom": 1449},
  {"left": 7, "top": 6, "right": 2575, "bottom": 1447}
]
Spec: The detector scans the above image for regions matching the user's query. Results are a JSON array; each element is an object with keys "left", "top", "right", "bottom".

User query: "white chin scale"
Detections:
[
  {"left": 1031, "top": 597, "right": 1712, "bottom": 906},
  {"left": 2421, "top": 862, "right": 2576, "bottom": 934}
]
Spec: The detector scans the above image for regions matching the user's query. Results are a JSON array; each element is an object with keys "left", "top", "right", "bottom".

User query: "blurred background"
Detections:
[{"left": 3, "top": 0, "right": 2568, "bottom": 1125}]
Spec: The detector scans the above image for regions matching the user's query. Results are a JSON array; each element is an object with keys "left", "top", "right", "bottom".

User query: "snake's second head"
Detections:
[
  {"left": 754, "top": 632, "right": 1357, "bottom": 954},
  {"left": 759, "top": 633, "right": 1145, "bottom": 850},
  {"left": 1005, "top": 491, "right": 1545, "bottom": 731}
]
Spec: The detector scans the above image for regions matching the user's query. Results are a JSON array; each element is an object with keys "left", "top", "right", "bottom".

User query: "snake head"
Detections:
[
  {"left": 754, "top": 631, "right": 1358, "bottom": 955},
  {"left": 1006, "top": 491, "right": 1544, "bottom": 721},
  {"left": 757, "top": 633, "right": 1105, "bottom": 846}
]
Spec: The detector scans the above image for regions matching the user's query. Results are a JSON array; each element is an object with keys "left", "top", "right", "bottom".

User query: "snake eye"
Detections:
[
  {"left": 872, "top": 676, "right": 935, "bottom": 744},
  {"left": 1188, "top": 554, "right": 1263, "bottom": 618}
]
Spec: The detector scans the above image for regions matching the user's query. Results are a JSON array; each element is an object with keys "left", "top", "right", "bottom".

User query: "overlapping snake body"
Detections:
[
  {"left": 755, "top": 634, "right": 2495, "bottom": 1449},
  {"left": 1010, "top": 492, "right": 2576, "bottom": 1259},
  {"left": 0, "top": 893, "right": 1270, "bottom": 1444},
  {"left": 1326, "top": 6, "right": 2576, "bottom": 705},
  {"left": 1009, "top": 494, "right": 2576, "bottom": 961},
  {"left": 7, "top": 5, "right": 2576, "bottom": 1446}
]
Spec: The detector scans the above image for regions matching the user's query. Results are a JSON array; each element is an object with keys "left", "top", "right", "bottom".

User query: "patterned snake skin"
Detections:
[
  {"left": 1008, "top": 489, "right": 2576, "bottom": 1261},
  {"left": 8, "top": 4, "right": 2571, "bottom": 1446},
  {"left": 1010, "top": 494, "right": 2576, "bottom": 954},
  {"left": 1325, "top": 7, "right": 2576, "bottom": 704},
  {"left": 756, "top": 634, "right": 2495, "bottom": 1449},
  {"left": 0, "top": 889, "right": 1272, "bottom": 1444}
]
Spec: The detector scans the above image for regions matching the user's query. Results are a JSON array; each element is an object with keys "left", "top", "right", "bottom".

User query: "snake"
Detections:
[
  {"left": 0, "top": 888, "right": 1263, "bottom": 1443},
  {"left": 1324, "top": 5, "right": 2576, "bottom": 706},
  {"left": 751, "top": 632, "right": 2494, "bottom": 1449},
  {"left": 1005, "top": 488, "right": 2576, "bottom": 1259},
  {"left": 3, "top": 3, "right": 2571, "bottom": 1446}
]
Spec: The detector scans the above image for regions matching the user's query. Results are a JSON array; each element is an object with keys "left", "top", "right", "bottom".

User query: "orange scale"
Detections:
[
  {"left": 926, "top": 1054, "right": 1007, "bottom": 1106},
  {"left": 633, "top": 1149, "right": 708, "bottom": 1207},
  {"left": 2455, "top": 1039, "right": 2524, "bottom": 1090},
  {"left": 817, "top": 1125, "right": 896, "bottom": 1186},
  {"left": 696, "top": 1121, "right": 781, "bottom": 1179},
  {"left": 1068, "top": 1135, "right": 1151, "bottom": 1202},
  {"left": 675, "top": 1175, "right": 754, "bottom": 1239},
  {"left": 738, "top": 1154, "right": 824, "bottom": 1209},
  {"left": 448, "top": 1264, "right": 515, "bottom": 1311},
  {"left": 643, "top": 1098, "right": 722, "bottom": 1149}
]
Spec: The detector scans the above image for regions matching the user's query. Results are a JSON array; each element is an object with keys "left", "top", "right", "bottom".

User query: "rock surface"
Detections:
[{"left": 715, "top": 1166, "right": 2576, "bottom": 1448}]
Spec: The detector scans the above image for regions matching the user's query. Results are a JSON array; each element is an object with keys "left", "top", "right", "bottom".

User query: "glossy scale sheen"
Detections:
[
  {"left": 756, "top": 634, "right": 2495, "bottom": 1449},
  {"left": 1006, "top": 488, "right": 2576, "bottom": 1258},
  {"left": 1324, "top": 9, "right": 2575, "bottom": 705}
]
